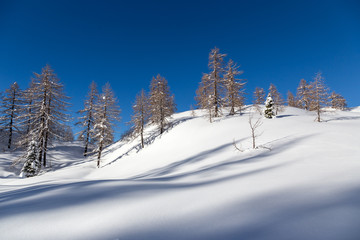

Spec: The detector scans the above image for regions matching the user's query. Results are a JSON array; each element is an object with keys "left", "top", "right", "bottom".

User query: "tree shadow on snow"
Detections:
[
  {"left": 129, "top": 134, "right": 313, "bottom": 182},
  {"left": 102, "top": 116, "right": 195, "bottom": 167}
]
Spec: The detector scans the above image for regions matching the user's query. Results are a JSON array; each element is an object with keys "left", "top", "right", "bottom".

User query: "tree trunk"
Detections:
[
  {"left": 230, "top": 106, "right": 235, "bottom": 115},
  {"left": 38, "top": 137, "right": 43, "bottom": 165},
  {"left": 140, "top": 125, "right": 144, "bottom": 148},
  {"left": 84, "top": 117, "right": 91, "bottom": 157},
  {"left": 97, "top": 142, "right": 103, "bottom": 168},
  {"left": 7, "top": 92, "right": 15, "bottom": 149},
  {"left": 252, "top": 131, "right": 255, "bottom": 149},
  {"left": 214, "top": 78, "right": 219, "bottom": 117},
  {"left": 8, "top": 117, "right": 13, "bottom": 149},
  {"left": 43, "top": 130, "right": 49, "bottom": 167}
]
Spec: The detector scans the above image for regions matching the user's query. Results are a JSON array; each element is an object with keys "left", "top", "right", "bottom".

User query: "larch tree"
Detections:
[
  {"left": 253, "top": 87, "right": 265, "bottom": 105},
  {"left": 310, "top": 72, "right": 329, "bottom": 122},
  {"left": 287, "top": 90, "right": 297, "bottom": 107},
  {"left": 149, "top": 74, "right": 176, "bottom": 134},
  {"left": 131, "top": 89, "right": 150, "bottom": 148},
  {"left": 196, "top": 47, "right": 226, "bottom": 120},
  {"left": 0, "top": 82, "right": 22, "bottom": 149},
  {"left": 208, "top": 47, "right": 226, "bottom": 117},
  {"left": 195, "top": 73, "right": 214, "bottom": 122},
  {"left": 296, "top": 79, "right": 312, "bottom": 110},
  {"left": 223, "top": 59, "right": 246, "bottom": 115},
  {"left": 268, "top": 83, "right": 285, "bottom": 115},
  {"left": 76, "top": 81, "right": 99, "bottom": 157},
  {"left": 22, "top": 80, "right": 37, "bottom": 135},
  {"left": 93, "top": 82, "right": 121, "bottom": 168},
  {"left": 27, "top": 64, "right": 70, "bottom": 167},
  {"left": 330, "top": 91, "right": 347, "bottom": 110}
]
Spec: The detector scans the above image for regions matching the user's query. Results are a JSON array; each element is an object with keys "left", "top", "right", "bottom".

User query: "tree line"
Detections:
[
  {"left": 0, "top": 48, "right": 347, "bottom": 177},
  {"left": 195, "top": 47, "right": 346, "bottom": 122},
  {"left": 0, "top": 65, "right": 176, "bottom": 176}
]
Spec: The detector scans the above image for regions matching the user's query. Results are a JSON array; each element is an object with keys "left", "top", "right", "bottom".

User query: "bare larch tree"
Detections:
[
  {"left": 22, "top": 79, "right": 37, "bottom": 135},
  {"left": 224, "top": 59, "right": 246, "bottom": 115},
  {"left": 296, "top": 79, "right": 312, "bottom": 110},
  {"left": 76, "top": 81, "right": 99, "bottom": 157},
  {"left": 0, "top": 82, "right": 22, "bottom": 149},
  {"left": 149, "top": 74, "right": 176, "bottom": 134},
  {"left": 93, "top": 82, "right": 121, "bottom": 168},
  {"left": 28, "top": 64, "right": 70, "bottom": 167},
  {"left": 287, "top": 90, "right": 297, "bottom": 107},
  {"left": 195, "top": 73, "right": 214, "bottom": 122},
  {"left": 196, "top": 47, "right": 226, "bottom": 120},
  {"left": 310, "top": 72, "right": 329, "bottom": 122},
  {"left": 131, "top": 89, "right": 150, "bottom": 148},
  {"left": 253, "top": 87, "right": 265, "bottom": 105},
  {"left": 330, "top": 91, "right": 347, "bottom": 110}
]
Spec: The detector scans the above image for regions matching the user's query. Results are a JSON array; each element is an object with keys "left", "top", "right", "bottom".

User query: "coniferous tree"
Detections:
[
  {"left": 93, "top": 82, "right": 121, "bottom": 168},
  {"left": 149, "top": 74, "right": 176, "bottom": 134},
  {"left": 57, "top": 125, "right": 74, "bottom": 142},
  {"left": 131, "top": 89, "right": 150, "bottom": 148},
  {"left": 309, "top": 72, "right": 329, "bottom": 122},
  {"left": 224, "top": 59, "right": 246, "bottom": 115},
  {"left": 15, "top": 81, "right": 36, "bottom": 150},
  {"left": 330, "top": 91, "right": 347, "bottom": 110},
  {"left": 253, "top": 87, "right": 265, "bottom": 105},
  {"left": 195, "top": 73, "right": 214, "bottom": 122},
  {"left": 76, "top": 81, "right": 98, "bottom": 157},
  {"left": 26, "top": 65, "right": 70, "bottom": 167},
  {"left": 195, "top": 47, "right": 226, "bottom": 120},
  {"left": 268, "top": 83, "right": 285, "bottom": 115},
  {"left": 208, "top": 47, "right": 226, "bottom": 117},
  {"left": 296, "top": 79, "right": 312, "bottom": 110},
  {"left": 264, "top": 93, "right": 275, "bottom": 119},
  {"left": 0, "top": 82, "right": 22, "bottom": 149},
  {"left": 287, "top": 90, "right": 297, "bottom": 107},
  {"left": 20, "top": 135, "right": 41, "bottom": 177}
]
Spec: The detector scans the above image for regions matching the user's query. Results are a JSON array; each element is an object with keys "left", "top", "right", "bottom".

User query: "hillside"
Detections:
[{"left": 0, "top": 106, "right": 360, "bottom": 240}]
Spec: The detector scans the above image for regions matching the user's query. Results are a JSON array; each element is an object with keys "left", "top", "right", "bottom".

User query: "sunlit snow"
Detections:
[{"left": 0, "top": 106, "right": 359, "bottom": 240}]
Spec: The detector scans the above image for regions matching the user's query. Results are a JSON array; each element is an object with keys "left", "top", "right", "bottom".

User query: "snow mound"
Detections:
[
  {"left": 350, "top": 106, "right": 360, "bottom": 112},
  {"left": 0, "top": 106, "right": 360, "bottom": 240}
]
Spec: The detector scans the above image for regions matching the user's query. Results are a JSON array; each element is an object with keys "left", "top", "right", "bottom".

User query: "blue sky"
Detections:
[{"left": 1, "top": 0, "right": 359, "bottom": 138}]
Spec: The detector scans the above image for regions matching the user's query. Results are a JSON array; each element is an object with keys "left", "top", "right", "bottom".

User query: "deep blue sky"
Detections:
[{"left": 1, "top": 0, "right": 359, "bottom": 139}]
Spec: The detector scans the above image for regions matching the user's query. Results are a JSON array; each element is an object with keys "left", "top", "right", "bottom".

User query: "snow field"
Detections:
[{"left": 0, "top": 106, "right": 360, "bottom": 239}]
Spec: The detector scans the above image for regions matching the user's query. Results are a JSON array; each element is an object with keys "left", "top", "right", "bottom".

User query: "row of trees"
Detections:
[
  {"left": 0, "top": 65, "right": 72, "bottom": 176},
  {"left": 195, "top": 47, "right": 246, "bottom": 121},
  {"left": 76, "top": 81, "right": 121, "bottom": 167},
  {"left": 0, "top": 48, "right": 348, "bottom": 176},
  {"left": 194, "top": 47, "right": 286, "bottom": 121},
  {"left": 0, "top": 65, "right": 176, "bottom": 175},
  {"left": 253, "top": 72, "right": 347, "bottom": 121},
  {"left": 286, "top": 72, "right": 346, "bottom": 121},
  {"left": 195, "top": 48, "right": 347, "bottom": 122},
  {"left": 76, "top": 74, "right": 176, "bottom": 168},
  {"left": 130, "top": 75, "right": 176, "bottom": 148}
]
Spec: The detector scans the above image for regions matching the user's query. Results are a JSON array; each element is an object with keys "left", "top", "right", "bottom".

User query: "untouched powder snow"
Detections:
[{"left": 0, "top": 106, "right": 360, "bottom": 240}]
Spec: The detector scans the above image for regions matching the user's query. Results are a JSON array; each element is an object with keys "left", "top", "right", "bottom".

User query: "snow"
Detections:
[
  {"left": 350, "top": 106, "right": 360, "bottom": 112},
  {"left": 0, "top": 106, "right": 360, "bottom": 240}
]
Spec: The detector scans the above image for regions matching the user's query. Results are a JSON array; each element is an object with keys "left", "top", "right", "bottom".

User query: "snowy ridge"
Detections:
[{"left": 0, "top": 106, "right": 360, "bottom": 240}]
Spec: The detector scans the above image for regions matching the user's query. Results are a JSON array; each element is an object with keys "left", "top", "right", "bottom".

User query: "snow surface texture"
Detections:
[{"left": 0, "top": 106, "right": 360, "bottom": 240}]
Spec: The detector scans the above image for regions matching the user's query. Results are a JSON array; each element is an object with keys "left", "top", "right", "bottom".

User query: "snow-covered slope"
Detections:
[{"left": 1, "top": 107, "right": 360, "bottom": 240}]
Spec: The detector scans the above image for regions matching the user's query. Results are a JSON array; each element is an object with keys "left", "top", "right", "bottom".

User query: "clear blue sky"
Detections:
[{"left": 1, "top": 0, "right": 359, "bottom": 139}]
